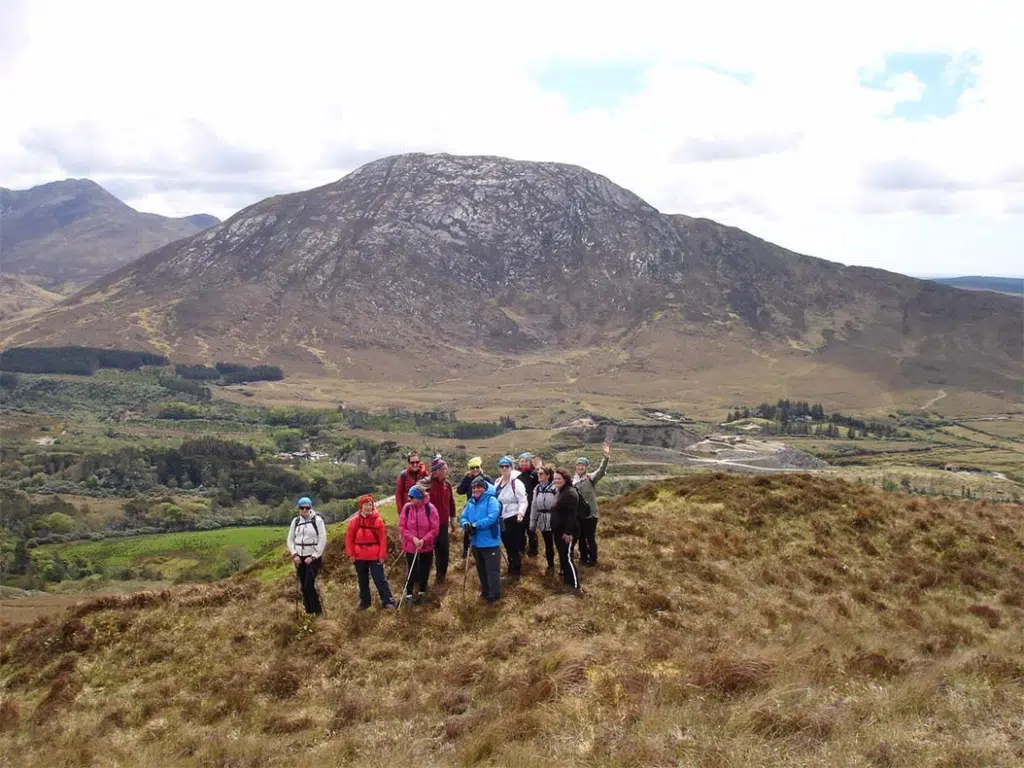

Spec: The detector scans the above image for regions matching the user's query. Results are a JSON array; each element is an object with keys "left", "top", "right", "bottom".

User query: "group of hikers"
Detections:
[{"left": 285, "top": 444, "right": 611, "bottom": 613}]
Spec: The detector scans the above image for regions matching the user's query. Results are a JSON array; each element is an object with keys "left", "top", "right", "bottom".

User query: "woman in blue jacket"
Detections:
[{"left": 459, "top": 476, "right": 503, "bottom": 604}]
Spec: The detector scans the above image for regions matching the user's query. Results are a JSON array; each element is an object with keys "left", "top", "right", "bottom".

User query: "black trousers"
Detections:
[
  {"left": 354, "top": 560, "right": 394, "bottom": 607},
  {"left": 554, "top": 533, "right": 579, "bottom": 589},
  {"left": 540, "top": 530, "right": 555, "bottom": 568},
  {"left": 473, "top": 546, "right": 502, "bottom": 602},
  {"left": 404, "top": 551, "right": 433, "bottom": 595},
  {"left": 435, "top": 526, "right": 450, "bottom": 583},
  {"left": 525, "top": 511, "right": 538, "bottom": 556},
  {"left": 295, "top": 557, "right": 323, "bottom": 614},
  {"left": 578, "top": 517, "right": 598, "bottom": 565},
  {"left": 501, "top": 517, "right": 524, "bottom": 576}
]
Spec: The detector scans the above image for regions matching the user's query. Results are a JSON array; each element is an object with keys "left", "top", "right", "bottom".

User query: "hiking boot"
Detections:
[
  {"left": 404, "top": 594, "right": 414, "bottom": 608},
  {"left": 545, "top": 565, "right": 554, "bottom": 574},
  {"left": 357, "top": 603, "right": 370, "bottom": 611},
  {"left": 382, "top": 601, "right": 397, "bottom": 610}
]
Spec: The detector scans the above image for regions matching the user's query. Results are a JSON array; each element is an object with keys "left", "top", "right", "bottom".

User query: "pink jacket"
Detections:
[{"left": 399, "top": 501, "right": 440, "bottom": 554}]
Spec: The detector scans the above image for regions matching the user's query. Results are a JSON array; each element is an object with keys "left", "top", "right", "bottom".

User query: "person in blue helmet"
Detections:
[
  {"left": 460, "top": 475, "right": 503, "bottom": 604},
  {"left": 494, "top": 455, "right": 529, "bottom": 580},
  {"left": 286, "top": 496, "right": 327, "bottom": 615}
]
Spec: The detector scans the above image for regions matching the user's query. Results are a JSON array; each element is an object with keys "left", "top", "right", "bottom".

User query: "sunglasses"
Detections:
[
  {"left": 408, "top": 460, "right": 421, "bottom": 465},
  {"left": 298, "top": 505, "right": 311, "bottom": 510}
]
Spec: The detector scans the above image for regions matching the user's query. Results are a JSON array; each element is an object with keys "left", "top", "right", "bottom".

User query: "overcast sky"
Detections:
[{"left": 2, "top": 0, "right": 1022, "bottom": 277}]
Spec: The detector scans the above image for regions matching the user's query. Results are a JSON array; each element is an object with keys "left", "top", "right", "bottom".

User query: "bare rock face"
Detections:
[
  {"left": 0, "top": 179, "right": 220, "bottom": 285},
  {"left": 3, "top": 153, "right": 1020, "bottom": 395}
]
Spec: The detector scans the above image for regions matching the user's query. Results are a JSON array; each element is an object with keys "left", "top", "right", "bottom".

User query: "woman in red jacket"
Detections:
[
  {"left": 399, "top": 478, "right": 440, "bottom": 606},
  {"left": 346, "top": 494, "right": 397, "bottom": 610}
]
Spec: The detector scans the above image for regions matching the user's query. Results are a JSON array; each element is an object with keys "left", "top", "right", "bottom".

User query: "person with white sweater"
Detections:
[
  {"left": 286, "top": 496, "right": 327, "bottom": 615},
  {"left": 494, "top": 456, "right": 528, "bottom": 579}
]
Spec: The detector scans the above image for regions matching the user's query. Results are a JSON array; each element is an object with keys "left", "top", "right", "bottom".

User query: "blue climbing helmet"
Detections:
[
  {"left": 497, "top": 456, "right": 514, "bottom": 468},
  {"left": 408, "top": 486, "right": 425, "bottom": 500},
  {"left": 297, "top": 496, "right": 313, "bottom": 508}
]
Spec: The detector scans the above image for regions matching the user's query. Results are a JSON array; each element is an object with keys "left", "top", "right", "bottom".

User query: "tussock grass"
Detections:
[{"left": 1, "top": 473, "right": 1022, "bottom": 766}]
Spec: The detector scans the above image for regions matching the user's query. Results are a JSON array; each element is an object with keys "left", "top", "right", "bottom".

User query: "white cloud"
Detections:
[{"left": 1, "top": 0, "right": 1022, "bottom": 275}]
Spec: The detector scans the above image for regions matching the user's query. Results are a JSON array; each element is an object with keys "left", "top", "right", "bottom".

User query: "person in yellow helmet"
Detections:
[{"left": 456, "top": 457, "right": 493, "bottom": 561}]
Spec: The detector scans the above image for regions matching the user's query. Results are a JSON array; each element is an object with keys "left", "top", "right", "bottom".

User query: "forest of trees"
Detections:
[
  {"left": 0, "top": 346, "right": 168, "bottom": 375},
  {"left": 175, "top": 362, "right": 285, "bottom": 384},
  {"left": 726, "top": 399, "right": 904, "bottom": 439}
]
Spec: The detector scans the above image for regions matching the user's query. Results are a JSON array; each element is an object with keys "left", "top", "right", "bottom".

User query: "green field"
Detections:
[{"left": 36, "top": 526, "right": 292, "bottom": 584}]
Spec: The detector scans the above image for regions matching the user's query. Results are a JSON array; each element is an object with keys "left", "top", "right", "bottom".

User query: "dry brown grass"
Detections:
[{"left": 1, "top": 474, "right": 1022, "bottom": 767}]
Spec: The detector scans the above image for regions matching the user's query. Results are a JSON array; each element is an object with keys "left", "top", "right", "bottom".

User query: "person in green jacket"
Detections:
[{"left": 572, "top": 442, "right": 610, "bottom": 566}]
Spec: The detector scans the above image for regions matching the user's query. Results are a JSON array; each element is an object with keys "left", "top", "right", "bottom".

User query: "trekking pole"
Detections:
[{"left": 398, "top": 550, "right": 419, "bottom": 612}]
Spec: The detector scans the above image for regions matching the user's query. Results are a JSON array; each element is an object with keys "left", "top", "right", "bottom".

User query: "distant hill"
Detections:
[
  {"left": 0, "top": 179, "right": 220, "bottom": 286},
  {"left": 1, "top": 154, "right": 1020, "bottom": 401},
  {"left": 929, "top": 276, "right": 1023, "bottom": 296}
]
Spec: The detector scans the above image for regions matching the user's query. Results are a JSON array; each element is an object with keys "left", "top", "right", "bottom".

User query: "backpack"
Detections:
[{"left": 293, "top": 512, "right": 321, "bottom": 547}]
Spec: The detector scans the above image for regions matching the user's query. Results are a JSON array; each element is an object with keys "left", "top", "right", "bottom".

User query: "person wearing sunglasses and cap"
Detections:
[
  {"left": 286, "top": 496, "right": 327, "bottom": 615},
  {"left": 456, "top": 457, "right": 493, "bottom": 561},
  {"left": 494, "top": 456, "right": 529, "bottom": 580},
  {"left": 395, "top": 450, "right": 428, "bottom": 517}
]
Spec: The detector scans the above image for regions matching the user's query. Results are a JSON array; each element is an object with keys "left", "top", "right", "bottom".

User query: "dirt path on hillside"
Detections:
[{"left": 921, "top": 389, "right": 947, "bottom": 410}]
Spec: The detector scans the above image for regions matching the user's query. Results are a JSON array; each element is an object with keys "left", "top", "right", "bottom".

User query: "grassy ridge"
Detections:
[{"left": 1, "top": 474, "right": 1021, "bottom": 767}]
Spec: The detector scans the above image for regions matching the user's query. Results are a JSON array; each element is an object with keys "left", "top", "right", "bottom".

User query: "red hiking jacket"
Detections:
[
  {"left": 395, "top": 465, "right": 428, "bottom": 509},
  {"left": 429, "top": 477, "right": 456, "bottom": 526},
  {"left": 345, "top": 510, "right": 388, "bottom": 561}
]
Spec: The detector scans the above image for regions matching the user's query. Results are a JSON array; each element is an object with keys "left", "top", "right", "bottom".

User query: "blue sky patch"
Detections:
[
  {"left": 861, "top": 52, "right": 979, "bottom": 121},
  {"left": 535, "top": 61, "right": 649, "bottom": 112}
]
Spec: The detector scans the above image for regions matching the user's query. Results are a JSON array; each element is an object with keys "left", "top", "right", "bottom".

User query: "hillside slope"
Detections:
[
  {"left": 1, "top": 474, "right": 1021, "bottom": 767},
  {"left": 0, "top": 274, "right": 62, "bottom": 322},
  {"left": 0, "top": 154, "right": 1019, "bottom": 402},
  {"left": 0, "top": 179, "right": 220, "bottom": 285}
]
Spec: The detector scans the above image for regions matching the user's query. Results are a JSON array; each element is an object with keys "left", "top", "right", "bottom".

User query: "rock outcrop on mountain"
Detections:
[
  {"left": 1, "top": 153, "right": 1019, "bottom": 398},
  {"left": 0, "top": 179, "right": 220, "bottom": 285}
]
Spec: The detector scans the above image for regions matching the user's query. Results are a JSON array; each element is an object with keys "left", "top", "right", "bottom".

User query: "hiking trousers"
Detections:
[
  {"left": 434, "top": 526, "right": 450, "bottom": 584},
  {"left": 405, "top": 551, "right": 433, "bottom": 595},
  {"left": 578, "top": 517, "right": 598, "bottom": 565},
  {"left": 540, "top": 529, "right": 555, "bottom": 568},
  {"left": 355, "top": 560, "right": 394, "bottom": 608},
  {"left": 501, "top": 517, "right": 524, "bottom": 576},
  {"left": 295, "top": 557, "right": 323, "bottom": 615},
  {"left": 473, "top": 546, "right": 502, "bottom": 602},
  {"left": 554, "top": 534, "right": 579, "bottom": 589},
  {"left": 525, "top": 513, "right": 538, "bottom": 557}
]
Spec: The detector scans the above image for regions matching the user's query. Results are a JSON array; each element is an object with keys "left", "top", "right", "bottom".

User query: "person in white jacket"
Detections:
[
  {"left": 286, "top": 496, "right": 327, "bottom": 615},
  {"left": 494, "top": 456, "right": 528, "bottom": 579}
]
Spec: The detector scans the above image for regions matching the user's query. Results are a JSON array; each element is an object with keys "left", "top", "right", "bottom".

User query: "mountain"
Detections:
[
  {"left": 0, "top": 154, "right": 1020, "bottom": 399},
  {"left": 0, "top": 179, "right": 220, "bottom": 285},
  {"left": 0, "top": 274, "right": 62, "bottom": 322},
  {"left": 929, "top": 276, "right": 1023, "bottom": 296}
]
